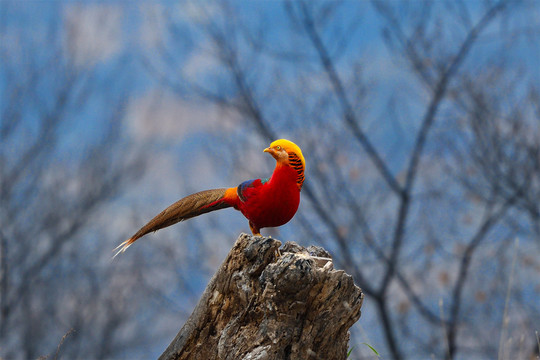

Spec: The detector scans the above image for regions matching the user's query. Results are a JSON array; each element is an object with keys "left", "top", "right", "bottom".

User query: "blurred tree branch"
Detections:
[{"left": 0, "top": 4, "right": 146, "bottom": 359}]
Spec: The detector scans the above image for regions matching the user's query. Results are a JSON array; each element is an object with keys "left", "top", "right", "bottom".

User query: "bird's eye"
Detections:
[{"left": 276, "top": 145, "right": 281, "bottom": 150}]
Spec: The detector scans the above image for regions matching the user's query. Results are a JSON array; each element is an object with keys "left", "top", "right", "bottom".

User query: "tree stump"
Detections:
[{"left": 159, "top": 233, "right": 364, "bottom": 360}]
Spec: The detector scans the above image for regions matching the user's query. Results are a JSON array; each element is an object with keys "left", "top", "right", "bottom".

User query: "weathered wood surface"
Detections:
[{"left": 159, "top": 233, "right": 363, "bottom": 360}]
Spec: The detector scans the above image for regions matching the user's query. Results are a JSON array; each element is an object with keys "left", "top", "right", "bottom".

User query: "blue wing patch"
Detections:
[{"left": 237, "top": 177, "right": 269, "bottom": 202}]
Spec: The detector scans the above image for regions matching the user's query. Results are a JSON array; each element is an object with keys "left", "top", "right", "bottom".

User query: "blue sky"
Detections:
[{"left": 2, "top": 1, "right": 540, "bottom": 359}]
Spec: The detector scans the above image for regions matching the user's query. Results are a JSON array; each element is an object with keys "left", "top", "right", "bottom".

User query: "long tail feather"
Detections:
[
  {"left": 113, "top": 238, "right": 135, "bottom": 258},
  {"left": 113, "top": 188, "right": 233, "bottom": 257}
]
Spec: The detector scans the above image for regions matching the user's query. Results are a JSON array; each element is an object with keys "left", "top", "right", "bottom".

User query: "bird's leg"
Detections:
[{"left": 249, "top": 221, "right": 261, "bottom": 237}]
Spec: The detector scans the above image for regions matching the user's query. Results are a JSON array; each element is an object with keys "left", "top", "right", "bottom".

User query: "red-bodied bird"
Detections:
[{"left": 113, "top": 139, "right": 305, "bottom": 257}]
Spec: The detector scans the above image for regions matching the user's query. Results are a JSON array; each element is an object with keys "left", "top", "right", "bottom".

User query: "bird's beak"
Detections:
[{"left": 264, "top": 146, "right": 282, "bottom": 161}]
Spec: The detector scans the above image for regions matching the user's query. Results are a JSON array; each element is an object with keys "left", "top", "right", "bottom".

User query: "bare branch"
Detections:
[{"left": 298, "top": 0, "right": 403, "bottom": 195}]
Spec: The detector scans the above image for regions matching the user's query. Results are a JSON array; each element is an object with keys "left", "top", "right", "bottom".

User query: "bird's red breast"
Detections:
[{"left": 237, "top": 163, "right": 300, "bottom": 229}]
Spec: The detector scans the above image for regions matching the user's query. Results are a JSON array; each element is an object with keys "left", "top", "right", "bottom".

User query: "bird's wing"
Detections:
[
  {"left": 236, "top": 178, "right": 269, "bottom": 203},
  {"left": 113, "top": 188, "right": 234, "bottom": 257}
]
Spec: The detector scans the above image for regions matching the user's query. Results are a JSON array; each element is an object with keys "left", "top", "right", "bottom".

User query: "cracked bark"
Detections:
[{"left": 159, "top": 233, "right": 364, "bottom": 360}]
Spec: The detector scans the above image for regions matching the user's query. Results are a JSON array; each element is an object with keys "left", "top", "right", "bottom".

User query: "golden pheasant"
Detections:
[{"left": 113, "top": 139, "right": 305, "bottom": 257}]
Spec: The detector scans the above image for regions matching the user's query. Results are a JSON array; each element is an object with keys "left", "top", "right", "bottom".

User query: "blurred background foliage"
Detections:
[{"left": 1, "top": 1, "right": 539, "bottom": 359}]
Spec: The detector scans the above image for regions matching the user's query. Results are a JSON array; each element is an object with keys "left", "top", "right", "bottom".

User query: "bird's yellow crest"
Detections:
[{"left": 269, "top": 139, "right": 305, "bottom": 170}]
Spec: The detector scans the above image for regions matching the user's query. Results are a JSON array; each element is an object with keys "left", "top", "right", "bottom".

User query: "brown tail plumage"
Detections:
[{"left": 113, "top": 188, "right": 231, "bottom": 258}]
